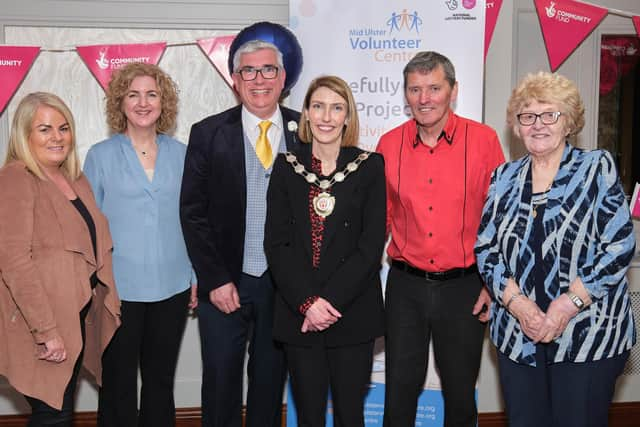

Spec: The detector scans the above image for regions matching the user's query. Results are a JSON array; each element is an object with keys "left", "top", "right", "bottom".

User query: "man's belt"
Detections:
[{"left": 391, "top": 260, "right": 478, "bottom": 281}]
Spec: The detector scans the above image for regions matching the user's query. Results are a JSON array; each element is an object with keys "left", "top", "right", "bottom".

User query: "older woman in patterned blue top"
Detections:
[{"left": 475, "top": 71, "right": 635, "bottom": 427}]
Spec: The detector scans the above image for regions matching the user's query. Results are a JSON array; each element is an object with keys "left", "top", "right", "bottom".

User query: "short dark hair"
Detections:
[{"left": 403, "top": 51, "right": 456, "bottom": 89}]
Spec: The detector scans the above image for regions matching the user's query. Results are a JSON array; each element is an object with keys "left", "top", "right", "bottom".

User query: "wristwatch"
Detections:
[{"left": 565, "top": 291, "right": 585, "bottom": 311}]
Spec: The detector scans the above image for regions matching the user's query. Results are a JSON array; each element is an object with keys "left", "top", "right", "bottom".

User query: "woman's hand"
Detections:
[
  {"left": 37, "top": 336, "right": 67, "bottom": 363},
  {"left": 188, "top": 284, "right": 198, "bottom": 310},
  {"left": 301, "top": 298, "right": 342, "bottom": 333},
  {"left": 536, "top": 294, "right": 580, "bottom": 343},
  {"left": 509, "top": 297, "right": 546, "bottom": 341},
  {"left": 502, "top": 278, "right": 545, "bottom": 340}
]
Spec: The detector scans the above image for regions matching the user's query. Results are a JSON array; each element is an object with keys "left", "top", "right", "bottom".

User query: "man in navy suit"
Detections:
[{"left": 180, "top": 39, "right": 300, "bottom": 427}]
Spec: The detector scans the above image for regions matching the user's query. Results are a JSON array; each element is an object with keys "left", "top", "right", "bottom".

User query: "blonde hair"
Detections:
[
  {"left": 507, "top": 71, "right": 585, "bottom": 137},
  {"left": 298, "top": 75, "right": 360, "bottom": 147},
  {"left": 4, "top": 92, "right": 80, "bottom": 180},
  {"left": 105, "top": 62, "right": 178, "bottom": 134}
]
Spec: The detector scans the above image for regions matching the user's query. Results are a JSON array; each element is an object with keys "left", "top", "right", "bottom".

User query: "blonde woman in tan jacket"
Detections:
[{"left": 0, "top": 92, "right": 121, "bottom": 426}]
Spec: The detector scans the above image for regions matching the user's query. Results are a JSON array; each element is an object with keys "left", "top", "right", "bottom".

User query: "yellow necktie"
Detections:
[{"left": 256, "top": 120, "right": 273, "bottom": 169}]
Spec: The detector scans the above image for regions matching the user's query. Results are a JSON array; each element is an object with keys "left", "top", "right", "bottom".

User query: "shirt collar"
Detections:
[
  {"left": 241, "top": 105, "right": 282, "bottom": 133},
  {"left": 412, "top": 110, "right": 457, "bottom": 148}
]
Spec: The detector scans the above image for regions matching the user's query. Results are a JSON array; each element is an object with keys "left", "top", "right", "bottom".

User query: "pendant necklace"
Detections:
[
  {"left": 532, "top": 181, "right": 552, "bottom": 219},
  {"left": 285, "top": 151, "right": 370, "bottom": 218}
]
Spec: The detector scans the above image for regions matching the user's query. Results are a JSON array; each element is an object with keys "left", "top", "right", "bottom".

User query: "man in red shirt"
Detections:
[{"left": 377, "top": 51, "right": 505, "bottom": 427}]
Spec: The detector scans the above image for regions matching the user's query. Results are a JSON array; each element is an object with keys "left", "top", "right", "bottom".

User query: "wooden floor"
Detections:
[{"left": 0, "top": 402, "right": 638, "bottom": 426}]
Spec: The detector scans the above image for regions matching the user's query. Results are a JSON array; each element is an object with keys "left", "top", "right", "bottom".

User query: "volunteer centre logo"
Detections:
[
  {"left": 386, "top": 9, "right": 423, "bottom": 34},
  {"left": 348, "top": 9, "right": 423, "bottom": 63}
]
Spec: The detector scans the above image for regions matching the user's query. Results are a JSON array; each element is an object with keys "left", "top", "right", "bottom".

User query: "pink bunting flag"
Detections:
[
  {"left": 534, "top": 0, "right": 608, "bottom": 71},
  {"left": 633, "top": 16, "right": 640, "bottom": 37},
  {"left": 484, "top": 0, "right": 503, "bottom": 59},
  {"left": 0, "top": 46, "right": 40, "bottom": 114},
  {"left": 630, "top": 183, "right": 640, "bottom": 219},
  {"left": 76, "top": 42, "right": 166, "bottom": 91},
  {"left": 197, "top": 36, "right": 236, "bottom": 88}
]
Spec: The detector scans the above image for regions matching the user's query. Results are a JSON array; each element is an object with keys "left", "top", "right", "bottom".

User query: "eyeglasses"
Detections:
[
  {"left": 236, "top": 65, "right": 279, "bottom": 81},
  {"left": 516, "top": 111, "right": 562, "bottom": 126}
]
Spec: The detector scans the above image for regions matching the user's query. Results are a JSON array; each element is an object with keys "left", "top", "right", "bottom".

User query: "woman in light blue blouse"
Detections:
[
  {"left": 475, "top": 71, "right": 635, "bottom": 427},
  {"left": 84, "top": 62, "right": 196, "bottom": 427}
]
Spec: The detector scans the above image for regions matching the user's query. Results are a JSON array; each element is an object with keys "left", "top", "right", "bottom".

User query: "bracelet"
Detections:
[
  {"left": 505, "top": 292, "right": 523, "bottom": 312},
  {"left": 565, "top": 291, "right": 585, "bottom": 311}
]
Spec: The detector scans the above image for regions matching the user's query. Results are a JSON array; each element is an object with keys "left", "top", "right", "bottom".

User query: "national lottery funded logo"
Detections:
[
  {"left": 444, "top": 0, "right": 479, "bottom": 21},
  {"left": 544, "top": 1, "right": 593, "bottom": 24},
  {"left": 96, "top": 49, "right": 153, "bottom": 70},
  {"left": 348, "top": 9, "right": 423, "bottom": 63}
]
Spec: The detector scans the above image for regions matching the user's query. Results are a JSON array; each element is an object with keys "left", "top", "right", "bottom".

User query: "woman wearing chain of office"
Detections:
[{"left": 265, "top": 75, "right": 386, "bottom": 427}]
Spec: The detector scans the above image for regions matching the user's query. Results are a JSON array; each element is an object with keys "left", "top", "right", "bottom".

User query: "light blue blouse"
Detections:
[{"left": 84, "top": 133, "right": 195, "bottom": 302}]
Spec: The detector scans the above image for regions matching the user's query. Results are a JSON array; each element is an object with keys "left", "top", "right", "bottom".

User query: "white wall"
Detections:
[{"left": 1, "top": 0, "right": 639, "bottom": 416}]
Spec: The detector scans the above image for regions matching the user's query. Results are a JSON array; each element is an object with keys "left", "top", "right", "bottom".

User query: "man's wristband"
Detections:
[{"left": 505, "top": 292, "right": 523, "bottom": 312}]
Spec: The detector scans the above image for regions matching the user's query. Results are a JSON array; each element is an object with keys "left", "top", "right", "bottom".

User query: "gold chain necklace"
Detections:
[{"left": 285, "top": 151, "right": 370, "bottom": 218}]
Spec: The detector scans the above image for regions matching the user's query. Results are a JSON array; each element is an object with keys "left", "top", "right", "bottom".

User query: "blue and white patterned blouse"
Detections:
[{"left": 475, "top": 143, "right": 636, "bottom": 366}]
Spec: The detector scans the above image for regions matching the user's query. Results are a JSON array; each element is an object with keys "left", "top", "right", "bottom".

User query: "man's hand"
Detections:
[
  {"left": 209, "top": 282, "right": 241, "bottom": 314},
  {"left": 301, "top": 298, "right": 342, "bottom": 332},
  {"left": 472, "top": 286, "right": 492, "bottom": 323}
]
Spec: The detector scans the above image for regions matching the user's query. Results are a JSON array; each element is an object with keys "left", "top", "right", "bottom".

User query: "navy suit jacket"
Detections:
[{"left": 180, "top": 104, "right": 301, "bottom": 299}]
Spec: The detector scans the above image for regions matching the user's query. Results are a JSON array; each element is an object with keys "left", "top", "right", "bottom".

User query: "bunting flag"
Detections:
[
  {"left": 0, "top": 46, "right": 40, "bottom": 114},
  {"left": 630, "top": 183, "right": 640, "bottom": 219},
  {"left": 484, "top": 0, "right": 503, "bottom": 59},
  {"left": 633, "top": 16, "right": 640, "bottom": 37},
  {"left": 197, "top": 35, "right": 236, "bottom": 88},
  {"left": 534, "top": 0, "right": 608, "bottom": 71},
  {"left": 76, "top": 42, "right": 166, "bottom": 91}
]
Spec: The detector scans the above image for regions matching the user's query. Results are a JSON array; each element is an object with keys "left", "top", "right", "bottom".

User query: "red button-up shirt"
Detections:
[{"left": 376, "top": 112, "right": 504, "bottom": 272}]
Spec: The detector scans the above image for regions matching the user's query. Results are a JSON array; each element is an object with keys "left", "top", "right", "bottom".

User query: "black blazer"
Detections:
[
  {"left": 180, "top": 104, "right": 301, "bottom": 299},
  {"left": 265, "top": 145, "right": 386, "bottom": 347}
]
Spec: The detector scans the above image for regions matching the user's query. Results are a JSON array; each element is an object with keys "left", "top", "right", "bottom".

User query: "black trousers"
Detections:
[
  {"left": 285, "top": 340, "right": 375, "bottom": 427},
  {"left": 383, "top": 265, "right": 486, "bottom": 427},
  {"left": 197, "top": 272, "right": 286, "bottom": 427},
  {"left": 98, "top": 288, "right": 190, "bottom": 427},
  {"left": 498, "top": 347, "right": 629, "bottom": 427},
  {"left": 24, "top": 302, "right": 90, "bottom": 427}
]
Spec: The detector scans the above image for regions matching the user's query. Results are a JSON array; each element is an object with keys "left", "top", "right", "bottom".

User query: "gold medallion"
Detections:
[{"left": 313, "top": 192, "right": 335, "bottom": 218}]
